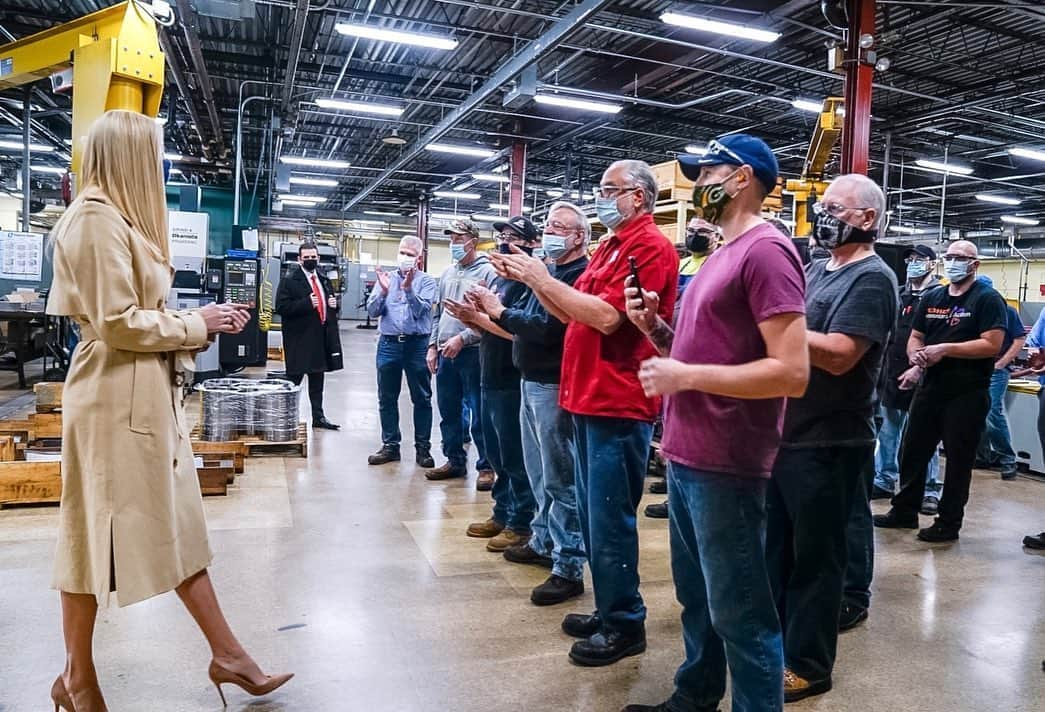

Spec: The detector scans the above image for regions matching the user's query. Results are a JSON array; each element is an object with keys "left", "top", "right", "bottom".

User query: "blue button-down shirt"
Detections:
[{"left": 366, "top": 268, "right": 437, "bottom": 337}]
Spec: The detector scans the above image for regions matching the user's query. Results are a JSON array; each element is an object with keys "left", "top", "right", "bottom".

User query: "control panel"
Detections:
[{"left": 223, "top": 260, "right": 258, "bottom": 308}]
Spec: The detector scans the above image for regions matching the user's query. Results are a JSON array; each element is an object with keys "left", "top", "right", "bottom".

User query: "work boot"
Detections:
[
  {"left": 920, "top": 495, "right": 939, "bottom": 516},
  {"left": 644, "top": 501, "right": 669, "bottom": 519},
  {"left": 426, "top": 462, "right": 467, "bottom": 481},
  {"left": 415, "top": 446, "right": 435, "bottom": 469},
  {"left": 367, "top": 444, "right": 400, "bottom": 466},
  {"left": 838, "top": 600, "right": 868, "bottom": 632},
  {"left": 870, "top": 484, "right": 893, "bottom": 500},
  {"left": 466, "top": 518, "right": 504, "bottom": 538},
  {"left": 476, "top": 469, "right": 496, "bottom": 491},
  {"left": 917, "top": 520, "right": 960, "bottom": 543},
  {"left": 569, "top": 628, "right": 646, "bottom": 667},
  {"left": 873, "top": 508, "right": 919, "bottom": 529},
  {"left": 1022, "top": 532, "right": 1045, "bottom": 550},
  {"left": 531, "top": 575, "right": 584, "bottom": 606},
  {"left": 648, "top": 479, "right": 667, "bottom": 495},
  {"left": 562, "top": 612, "right": 601, "bottom": 638},
  {"left": 487, "top": 529, "right": 529, "bottom": 553},
  {"left": 503, "top": 544, "right": 553, "bottom": 569},
  {"left": 783, "top": 668, "right": 832, "bottom": 703}
]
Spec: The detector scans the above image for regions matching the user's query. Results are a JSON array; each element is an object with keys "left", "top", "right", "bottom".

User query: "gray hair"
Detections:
[
  {"left": 608, "top": 159, "right": 658, "bottom": 213},
  {"left": 833, "top": 173, "right": 887, "bottom": 230},
  {"left": 399, "top": 235, "right": 423, "bottom": 253},
  {"left": 547, "top": 201, "right": 592, "bottom": 244}
]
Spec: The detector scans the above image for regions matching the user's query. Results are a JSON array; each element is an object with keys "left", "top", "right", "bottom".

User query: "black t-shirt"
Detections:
[
  {"left": 782, "top": 255, "right": 898, "bottom": 448},
  {"left": 479, "top": 278, "right": 529, "bottom": 390},
  {"left": 913, "top": 280, "right": 1008, "bottom": 396},
  {"left": 880, "top": 278, "right": 940, "bottom": 411}
]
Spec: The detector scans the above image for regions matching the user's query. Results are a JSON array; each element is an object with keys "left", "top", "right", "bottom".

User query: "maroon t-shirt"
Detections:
[{"left": 661, "top": 223, "right": 806, "bottom": 479}]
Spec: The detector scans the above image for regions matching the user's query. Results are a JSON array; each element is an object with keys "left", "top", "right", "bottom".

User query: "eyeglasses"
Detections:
[
  {"left": 703, "top": 138, "right": 745, "bottom": 165},
  {"left": 812, "top": 201, "right": 871, "bottom": 218},
  {"left": 943, "top": 254, "right": 975, "bottom": 263},
  {"left": 594, "top": 185, "right": 639, "bottom": 199},
  {"left": 546, "top": 220, "right": 580, "bottom": 233},
  {"left": 904, "top": 256, "right": 931, "bottom": 264}
]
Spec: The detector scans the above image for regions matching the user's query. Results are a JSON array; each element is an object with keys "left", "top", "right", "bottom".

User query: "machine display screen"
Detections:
[{"left": 227, "top": 272, "right": 245, "bottom": 286}]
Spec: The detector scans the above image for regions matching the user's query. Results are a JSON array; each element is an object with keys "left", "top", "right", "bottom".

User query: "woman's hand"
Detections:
[{"left": 200, "top": 303, "right": 251, "bottom": 334}]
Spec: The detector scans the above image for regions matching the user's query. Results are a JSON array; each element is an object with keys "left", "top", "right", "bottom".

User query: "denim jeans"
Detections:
[
  {"left": 874, "top": 404, "right": 941, "bottom": 495},
  {"left": 435, "top": 348, "right": 488, "bottom": 470},
  {"left": 666, "top": 464, "right": 783, "bottom": 712},
  {"left": 767, "top": 445, "right": 869, "bottom": 682},
  {"left": 573, "top": 414, "right": 651, "bottom": 635},
  {"left": 520, "top": 381, "right": 584, "bottom": 582},
  {"left": 484, "top": 386, "right": 535, "bottom": 532},
  {"left": 976, "top": 369, "right": 1017, "bottom": 474},
  {"left": 376, "top": 336, "right": 432, "bottom": 449}
]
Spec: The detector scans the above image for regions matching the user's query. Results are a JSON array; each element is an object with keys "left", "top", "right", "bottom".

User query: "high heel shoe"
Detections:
[
  {"left": 208, "top": 660, "right": 293, "bottom": 707},
  {"left": 51, "top": 676, "right": 74, "bottom": 712}
]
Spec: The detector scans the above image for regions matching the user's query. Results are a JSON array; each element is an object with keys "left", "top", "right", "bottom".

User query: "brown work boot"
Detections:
[
  {"left": 466, "top": 518, "right": 504, "bottom": 538},
  {"left": 487, "top": 529, "right": 529, "bottom": 553},
  {"left": 476, "top": 469, "right": 496, "bottom": 491},
  {"left": 425, "top": 462, "right": 467, "bottom": 481},
  {"left": 783, "top": 668, "right": 832, "bottom": 703}
]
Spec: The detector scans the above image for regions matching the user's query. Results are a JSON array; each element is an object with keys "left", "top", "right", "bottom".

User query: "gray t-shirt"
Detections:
[{"left": 781, "top": 254, "right": 898, "bottom": 448}]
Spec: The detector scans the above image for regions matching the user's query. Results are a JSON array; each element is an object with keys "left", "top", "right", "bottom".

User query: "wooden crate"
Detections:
[
  {"left": 197, "top": 465, "right": 231, "bottom": 496},
  {"left": 267, "top": 347, "right": 284, "bottom": 362},
  {"left": 0, "top": 461, "right": 61, "bottom": 506},
  {"left": 0, "top": 436, "right": 16, "bottom": 462},
  {"left": 191, "top": 441, "right": 247, "bottom": 474},
  {"left": 34, "top": 382, "right": 64, "bottom": 413},
  {"left": 0, "top": 419, "right": 34, "bottom": 444},
  {"left": 190, "top": 423, "right": 308, "bottom": 459},
  {"left": 30, "top": 413, "right": 62, "bottom": 440}
]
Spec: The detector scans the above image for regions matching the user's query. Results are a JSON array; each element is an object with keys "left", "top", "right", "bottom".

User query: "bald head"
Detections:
[
  {"left": 946, "top": 239, "right": 978, "bottom": 259},
  {"left": 823, "top": 173, "right": 886, "bottom": 231}
]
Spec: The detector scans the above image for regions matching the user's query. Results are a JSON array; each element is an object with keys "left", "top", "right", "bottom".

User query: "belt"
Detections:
[
  {"left": 78, "top": 321, "right": 187, "bottom": 387},
  {"left": 382, "top": 333, "right": 427, "bottom": 343}
]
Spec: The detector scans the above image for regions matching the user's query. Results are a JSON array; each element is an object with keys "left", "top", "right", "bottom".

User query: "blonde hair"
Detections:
[{"left": 75, "top": 110, "right": 170, "bottom": 261}]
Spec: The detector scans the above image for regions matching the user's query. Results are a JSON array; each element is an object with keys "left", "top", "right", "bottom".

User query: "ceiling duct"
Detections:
[
  {"left": 503, "top": 66, "right": 537, "bottom": 109},
  {"left": 195, "top": 0, "right": 256, "bottom": 20}
]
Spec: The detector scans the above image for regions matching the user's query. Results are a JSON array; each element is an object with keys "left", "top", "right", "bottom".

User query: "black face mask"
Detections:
[
  {"left": 301, "top": 258, "right": 319, "bottom": 272},
  {"left": 685, "top": 225, "right": 715, "bottom": 254},
  {"left": 811, "top": 212, "right": 876, "bottom": 249}
]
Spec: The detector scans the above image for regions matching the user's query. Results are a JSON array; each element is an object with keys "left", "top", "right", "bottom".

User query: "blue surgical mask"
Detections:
[
  {"left": 906, "top": 261, "right": 930, "bottom": 281},
  {"left": 532, "top": 248, "right": 547, "bottom": 260},
  {"left": 595, "top": 196, "right": 625, "bottom": 230},
  {"left": 450, "top": 243, "right": 467, "bottom": 263},
  {"left": 943, "top": 258, "right": 971, "bottom": 283},
  {"left": 542, "top": 234, "right": 569, "bottom": 260}
]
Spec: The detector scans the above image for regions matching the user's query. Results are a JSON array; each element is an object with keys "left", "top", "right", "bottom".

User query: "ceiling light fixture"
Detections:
[
  {"left": 0, "top": 140, "right": 55, "bottom": 152},
  {"left": 534, "top": 93, "right": 622, "bottom": 114},
  {"left": 975, "top": 194, "right": 1022, "bottom": 206},
  {"left": 472, "top": 173, "right": 510, "bottom": 183},
  {"left": 469, "top": 213, "right": 503, "bottom": 223},
  {"left": 277, "top": 194, "right": 325, "bottom": 203},
  {"left": 1008, "top": 147, "right": 1045, "bottom": 162},
  {"left": 915, "top": 159, "right": 974, "bottom": 176},
  {"left": 315, "top": 98, "right": 404, "bottom": 116},
  {"left": 164, "top": 152, "right": 183, "bottom": 161},
  {"left": 290, "top": 176, "right": 338, "bottom": 187},
  {"left": 363, "top": 210, "right": 400, "bottom": 217},
  {"left": 31, "top": 165, "right": 65, "bottom": 175},
  {"left": 660, "top": 12, "right": 781, "bottom": 43},
  {"left": 279, "top": 156, "right": 351, "bottom": 169},
  {"left": 430, "top": 212, "right": 464, "bottom": 220},
  {"left": 281, "top": 199, "right": 320, "bottom": 207},
  {"left": 1001, "top": 215, "right": 1039, "bottom": 226},
  {"left": 433, "top": 190, "right": 482, "bottom": 200},
  {"left": 425, "top": 143, "right": 496, "bottom": 158},
  {"left": 791, "top": 99, "right": 824, "bottom": 114},
  {"left": 334, "top": 23, "right": 458, "bottom": 50},
  {"left": 889, "top": 225, "right": 921, "bottom": 234},
  {"left": 488, "top": 203, "right": 531, "bottom": 213}
]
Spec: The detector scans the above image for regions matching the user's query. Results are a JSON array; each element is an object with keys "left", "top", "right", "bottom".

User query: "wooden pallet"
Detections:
[
  {"left": 191, "top": 442, "right": 247, "bottom": 474},
  {"left": 197, "top": 465, "right": 234, "bottom": 496},
  {"left": 30, "top": 412, "right": 62, "bottom": 439},
  {"left": 0, "top": 461, "right": 62, "bottom": 506},
  {"left": 34, "top": 382, "right": 63, "bottom": 413},
  {"left": 266, "top": 347, "right": 284, "bottom": 362},
  {"left": 190, "top": 423, "right": 308, "bottom": 459}
]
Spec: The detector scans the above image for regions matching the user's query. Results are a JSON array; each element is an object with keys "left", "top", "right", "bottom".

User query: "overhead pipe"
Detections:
[
  {"left": 173, "top": 0, "right": 225, "bottom": 155},
  {"left": 157, "top": 27, "right": 210, "bottom": 153},
  {"left": 280, "top": 0, "right": 312, "bottom": 115},
  {"left": 534, "top": 84, "right": 755, "bottom": 111},
  {"left": 21, "top": 88, "right": 30, "bottom": 233}
]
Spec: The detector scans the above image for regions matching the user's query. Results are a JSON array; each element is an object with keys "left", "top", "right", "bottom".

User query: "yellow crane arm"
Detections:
[{"left": 783, "top": 97, "right": 845, "bottom": 237}]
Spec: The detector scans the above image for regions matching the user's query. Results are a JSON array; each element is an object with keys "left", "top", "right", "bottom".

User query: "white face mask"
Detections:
[{"left": 398, "top": 254, "right": 417, "bottom": 272}]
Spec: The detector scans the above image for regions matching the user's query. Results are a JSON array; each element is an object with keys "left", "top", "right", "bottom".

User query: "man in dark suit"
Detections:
[{"left": 275, "top": 241, "right": 342, "bottom": 430}]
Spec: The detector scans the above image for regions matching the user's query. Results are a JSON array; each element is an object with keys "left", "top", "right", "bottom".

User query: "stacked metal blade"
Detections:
[{"left": 198, "top": 378, "right": 300, "bottom": 442}]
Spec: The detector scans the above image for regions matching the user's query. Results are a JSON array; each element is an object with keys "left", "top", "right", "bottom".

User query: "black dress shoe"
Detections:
[
  {"left": 644, "top": 501, "right": 669, "bottom": 519},
  {"left": 415, "top": 448, "right": 435, "bottom": 468},
  {"left": 562, "top": 611, "right": 601, "bottom": 638},
  {"left": 870, "top": 485, "right": 894, "bottom": 500},
  {"left": 313, "top": 416, "right": 340, "bottom": 430},
  {"left": 503, "top": 544, "right": 553, "bottom": 569},
  {"left": 917, "top": 521, "right": 960, "bottom": 542},
  {"left": 368, "top": 445, "right": 400, "bottom": 465},
  {"left": 531, "top": 575, "right": 584, "bottom": 606},
  {"left": 838, "top": 600, "right": 868, "bottom": 632},
  {"left": 1022, "top": 532, "right": 1045, "bottom": 550},
  {"left": 569, "top": 628, "right": 647, "bottom": 667},
  {"left": 873, "top": 508, "right": 919, "bottom": 529},
  {"left": 648, "top": 479, "right": 667, "bottom": 495}
]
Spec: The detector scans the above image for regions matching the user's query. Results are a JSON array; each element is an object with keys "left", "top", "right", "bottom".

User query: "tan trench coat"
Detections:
[{"left": 47, "top": 189, "right": 211, "bottom": 607}]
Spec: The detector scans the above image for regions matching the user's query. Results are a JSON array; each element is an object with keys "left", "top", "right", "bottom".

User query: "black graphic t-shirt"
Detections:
[{"left": 913, "top": 280, "right": 1008, "bottom": 397}]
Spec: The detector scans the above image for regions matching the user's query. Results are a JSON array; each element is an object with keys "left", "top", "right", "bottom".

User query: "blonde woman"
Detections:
[{"left": 46, "top": 110, "right": 292, "bottom": 711}]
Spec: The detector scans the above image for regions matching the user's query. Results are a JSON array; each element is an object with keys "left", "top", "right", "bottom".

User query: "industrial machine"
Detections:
[
  {"left": 341, "top": 261, "right": 379, "bottom": 323},
  {"left": 783, "top": 97, "right": 845, "bottom": 237},
  {"left": 217, "top": 257, "right": 266, "bottom": 368}
]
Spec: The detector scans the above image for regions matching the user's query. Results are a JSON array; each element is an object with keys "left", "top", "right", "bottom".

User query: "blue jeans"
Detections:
[
  {"left": 573, "top": 414, "right": 651, "bottom": 635},
  {"left": 435, "top": 348, "right": 488, "bottom": 470},
  {"left": 520, "top": 381, "right": 584, "bottom": 582},
  {"left": 376, "top": 336, "right": 432, "bottom": 449},
  {"left": 976, "top": 369, "right": 1017, "bottom": 474},
  {"left": 667, "top": 464, "right": 783, "bottom": 712},
  {"left": 484, "top": 386, "right": 535, "bottom": 532},
  {"left": 874, "top": 404, "right": 940, "bottom": 494}
]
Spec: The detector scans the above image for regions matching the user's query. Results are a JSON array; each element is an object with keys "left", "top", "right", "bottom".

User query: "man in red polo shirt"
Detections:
[{"left": 492, "top": 159, "right": 677, "bottom": 666}]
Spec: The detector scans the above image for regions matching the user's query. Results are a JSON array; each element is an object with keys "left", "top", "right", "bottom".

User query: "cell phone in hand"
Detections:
[
  {"left": 498, "top": 243, "right": 513, "bottom": 255},
  {"left": 627, "top": 256, "right": 642, "bottom": 295}
]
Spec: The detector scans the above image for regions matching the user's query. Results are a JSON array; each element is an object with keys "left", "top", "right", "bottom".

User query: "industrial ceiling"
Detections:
[{"left": 3, "top": 0, "right": 1045, "bottom": 239}]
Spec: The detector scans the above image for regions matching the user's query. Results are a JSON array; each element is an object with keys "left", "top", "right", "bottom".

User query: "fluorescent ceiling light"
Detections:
[
  {"left": 660, "top": 12, "right": 781, "bottom": 43},
  {"left": 684, "top": 145, "right": 707, "bottom": 155},
  {"left": 363, "top": 210, "right": 399, "bottom": 216},
  {"left": 472, "top": 173, "right": 510, "bottom": 183},
  {"left": 169, "top": 167, "right": 184, "bottom": 176},
  {"left": 425, "top": 143, "right": 496, "bottom": 158},
  {"left": 281, "top": 199, "right": 320, "bottom": 207},
  {"left": 488, "top": 203, "right": 531, "bottom": 213},
  {"left": 334, "top": 23, "right": 458, "bottom": 50},
  {"left": 491, "top": 164, "right": 509, "bottom": 173},
  {"left": 966, "top": 229, "right": 1002, "bottom": 238},
  {"left": 889, "top": 225, "right": 921, "bottom": 234},
  {"left": 534, "top": 93, "right": 622, "bottom": 114},
  {"left": 350, "top": 219, "right": 387, "bottom": 226},
  {"left": 290, "top": 176, "right": 338, "bottom": 187},
  {"left": 315, "top": 98, "right": 403, "bottom": 116},
  {"left": 0, "top": 140, "right": 55, "bottom": 152},
  {"left": 164, "top": 152, "right": 183, "bottom": 161},
  {"left": 430, "top": 212, "right": 464, "bottom": 220},
  {"left": 31, "top": 165, "right": 65, "bottom": 175},
  {"left": 433, "top": 190, "right": 482, "bottom": 200},
  {"left": 975, "top": 193, "right": 1021, "bottom": 206},
  {"left": 279, "top": 156, "right": 351, "bottom": 169},
  {"left": 1001, "top": 215, "right": 1039, "bottom": 226},
  {"left": 469, "top": 213, "right": 503, "bottom": 223},
  {"left": 915, "top": 159, "right": 974, "bottom": 176},
  {"left": 1008, "top": 147, "right": 1045, "bottom": 162},
  {"left": 277, "top": 194, "right": 325, "bottom": 203},
  {"left": 791, "top": 99, "right": 824, "bottom": 114}
]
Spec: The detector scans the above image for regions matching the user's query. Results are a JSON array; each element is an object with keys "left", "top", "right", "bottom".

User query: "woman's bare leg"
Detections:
[{"left": 60, "top": 591, "right": 108, "bottom": 710}]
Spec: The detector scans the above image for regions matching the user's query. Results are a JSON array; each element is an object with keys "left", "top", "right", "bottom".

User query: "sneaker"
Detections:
[
  {"left": 870, "top": 484, "right": 894, "bottom": 500},
  {"left": 1022, "top": 532, "right": 1045, "bottom": 550},
  {"left": 531, "top": 574, "right": 584, "bottom": 606},
  {"left": 476, "top": 469, "right": 495, "bottom": 492},
  {"left": 648, "top": 479, "right": 667, "bottom": 495},
  {"left": 503, "top": 544, "right": 553, "bottom": 569},
  {"left": 917, "top": 521, "right": 960, "bottom": 543},
  {"left": 367, "top": 444, "right": 400, "bottom": 466},
  {"left": 644, "top": 501, "right": 669, "bottom": 519},
  {"left": 466, "top": 518, "right": 504, "bottom": 538},
  {"left": 415, "top": 447, "right": 435, "bottom": 469},
  {"left": 426, "top": 462, "right": 467, "bottom": 481},
  {"left": 562, "top": 611, "right": 601, "bottom": 638},
  {"left": 838, "top": 600, "right": 868, "bottom": 632},
  {"left": 920, "top": 495, "right": 939, "bottom": 516},
  {"left": 873, "top": 508, "right": 919, "bottom": 529},
  {"left": 783, "top": 668, "right": 832, "bottom": 703},
  {"left": 487, "top": 529, "right": 529, "bottom": 553}
]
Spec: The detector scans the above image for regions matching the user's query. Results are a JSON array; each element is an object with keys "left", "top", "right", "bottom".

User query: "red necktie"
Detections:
[{"left": 311, "top": 274, "right": 326, "bottom": 323}]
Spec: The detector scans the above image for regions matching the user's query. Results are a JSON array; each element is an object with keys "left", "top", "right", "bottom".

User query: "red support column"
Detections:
[
  {"left": 416, "top": 195, "right": 430, "bottom": 271},
  {"left": 508, "top": 139, "right": 527, "bottom": 216},
  {"left": 840, "top": 0, "right": 876, "bottom": 175}
]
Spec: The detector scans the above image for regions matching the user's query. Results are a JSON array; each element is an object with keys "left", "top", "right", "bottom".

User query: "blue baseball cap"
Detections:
[{"left": 678, "top": 134, "right": 780, "bottom": 194}]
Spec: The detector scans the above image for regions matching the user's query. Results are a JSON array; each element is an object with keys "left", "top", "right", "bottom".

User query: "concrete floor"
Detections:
[{"left": 1, "top": 325, "right": 1043, "bottom": 712}]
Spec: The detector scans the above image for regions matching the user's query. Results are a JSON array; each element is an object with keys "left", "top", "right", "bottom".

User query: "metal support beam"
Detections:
[
  {"left": 508, "top": 140, "right": 527, "bottom": 217},
  {"left": 417, "top": 196, "right": 431, "bottom": 271},
  {"left": 158, "top": 28, "right": 207, "bottom": 149},
  {"left": 840, "top": 0, "right": 876, "bottom": 175},
  {"left": 280, "top": 0, "right": 311, "bottom": 116},
  {"left": 174, "top": 0, "right": 225, "bottom": 156},
  {"left": 341, "top": 0, "right": 615, "bottom": 212},
  {"left": 882, "top": 131, "right": 892, "bottom": 203},
  {"left": 21, "top": 88, "right": 31, "bottom": 233}
]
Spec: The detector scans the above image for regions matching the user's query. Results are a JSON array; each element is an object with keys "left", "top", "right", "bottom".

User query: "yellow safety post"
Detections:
[{"left": 783, "top": 97, "right": 845, "bottom": 236}]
